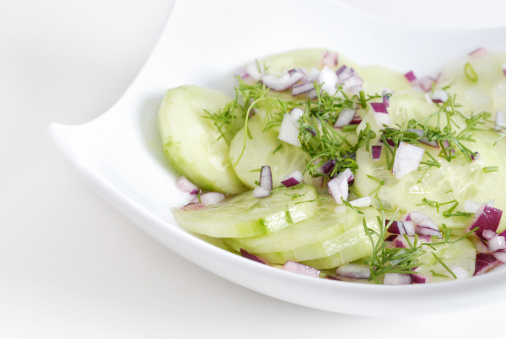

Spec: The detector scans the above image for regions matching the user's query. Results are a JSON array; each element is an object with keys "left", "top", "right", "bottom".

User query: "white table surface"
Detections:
[{"left": 2, "top": 0, "right": 506, "bottom": 337}]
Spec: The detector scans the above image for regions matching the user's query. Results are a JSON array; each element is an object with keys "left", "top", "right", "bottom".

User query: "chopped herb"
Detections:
[
  {"left": 285, "top": 205, "right": 294, "bottom": 224},
  {"left": 272, "top": 144, "right": 283, "bottom": 155},
  {"left": 483, "top": 166, "right": 498, "bottom": 173},
  {"left": 464, "top": 62, "right": 478, "bottom": 82}
]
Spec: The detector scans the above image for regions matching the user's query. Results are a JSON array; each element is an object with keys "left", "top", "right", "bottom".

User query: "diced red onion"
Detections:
[
  {"left": 259, "top": 165, "right": 273, "bottom": 192},
  {"left": 261, "top": 72, "right": 304, "bottom": 92},
  {"left": 370, "top": 102, "right": 388, "bottom": 114},
  {"left": 245, "top": 63, "right": 264, "bottom": 80},
  {"left": 335, "top": 65, "right": 347, "bottom": 77},
  {"left": 466, "top": 205, "right": 503, "bottom": 239},
  {"left": 193, "top": 192, "right": 225, "bottom": 206},
  {"left": 404, "top": 211, "right": 431, "bottom": 224},
  {"left": 176, "top": 176, "right": 200, "bottom": 195},
  {"left": 431, "top": 89, "right": 449, "bottom": 104},
  {"left": 493, "top": 250, "right": 506, "bottom": 263},
  {"left": 418, "top": 76, "right": 435, "bottom": 92},
  {"left": 308, "top": 88, "right": 318, "bottom": 99},
  {"left": 327, "top": 168, "right": 353, "bottom": 204},
  {"left": 412, "top": 274, "right": 430, "bottom": 284},
  {"left": 449, "top": 266, "right": 471, "bottom": 279},
  {"left": 336, "top": 264, "right": 371, "bottom": 279},
  {"left": 320, "top": 158, "right": 336, "bottom": 176},
  {"left": 240, "top": 249, "right": 268, "bottom": 265},
  {"left": 278, "top": 113, "right": 301, "bottom": 147},
  {"left": 415, "top": 219, "right": 442, "bottom": 238},
  {"left": 349, "top": 196, "right": 371, "bottom": 208},
  {"left": 252, "top": 186, "right": 269, "bottom": 198},
  {"left": 382, "top": 88, "right": 393, "bottom": 107},
  {"left": 181, "top": 202, "right": 205, "bottom": 210},
  {"left": 474, "top": 253, "right": 501, "bottom": 275},
  {"left": 281, "top": 170, "right": 304, "bottom": 187},
  {"left": 283, "top": 261, "right": 320, "bottom": 278},
  {"left": 350, "top": 114, "right": 362, "bottom": 125},
  {"left": 469, "top": 47, "right": 488, "bottom": 58},
  {"left": 388, "top": 221, "right": 416, "bottom": 236},
  {"left": 334, "top": 108, "right": 356, "bottom": 128},
  {"left": 470, "top": 151, "right": 480, "bottom": 161},
  {"left": 392, "top": 142, "right": 425, "bottom": 179},
  {"left": 495, "top": 111, "right": 505, "bottom": 131},
  {"left": 470, "top": 236, "right": 489, "bottom": 253},
  {"left": 292, "top": 82, "right": 315, "bottom": 96},
  {"left": 304, "top": 68, "right": 320, "bottom": 83},
  {"left": 319, "top": 66, "right": 339, "bottom": 96},
  {"left": 404, "top": 70, "right": 417, "bottom": 83},
  {"left": 502, "top": 63, "right": 506, "bottom": 77},
  {"left": 322, "top": 51, "right": 338, "bottom": 68},
  {"left": 488, "top": 235, "right": 506, "bottom": 253},
  {"left": 383, "top": 273, "right": 413, "bottom": 285},
  {"left": 372, "top": 145, "right": 382, "bottom": 160},
  {"left": 482, "top": 229, "right": 498, "bottom": 241},
  {"left": 289, "top": 107, "right": 304, "bottom": 121}
]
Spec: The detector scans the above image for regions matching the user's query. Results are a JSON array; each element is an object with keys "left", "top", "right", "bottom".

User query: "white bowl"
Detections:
[{"left": 48, "top": 0, "right": 506, "bottom": 316}]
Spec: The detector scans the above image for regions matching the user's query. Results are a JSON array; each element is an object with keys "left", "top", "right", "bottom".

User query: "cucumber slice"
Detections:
[
  {"left": 158, "top": 85, "right": 246, "bottom": 194},
  {"left": 415, "top": 237, "right": 476, "bottom": 282},
  {"left": 359, "top": 64, "right": 412, "bottom": 95},
  {"left": 297, "top": 207, "right": 381, "bottom": 269},
  {"left": 224, "top": 196, "right": 357, "bottom": 253},
  {"left": 229, "top": 115, "right": 311, "bottom": 189},
  {"left": 173, "top": 184, "right": 318, "bottom": 238}
]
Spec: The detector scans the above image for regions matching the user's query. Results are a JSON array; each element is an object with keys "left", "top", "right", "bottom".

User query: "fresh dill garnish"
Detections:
[
  {"left": 417, "top": 197, "right": 473, "bottom": 218},
  {"left": 250, "top": 168, "right": 262, "bottom": 172},
  {"left": 284, "top": 191, "right": 308, "bottom": 200},
  {"left": 272, "top": 144, "right": 283, "bottom": 155},
  {"left": 203, "top": 99, "right": 239, "bottom": 143},
  {"left": 342, "top": 124, "right": 359, "bottom": 132},
  {"left": 340, "top": 198, "right": 364, "bottom": 214}
]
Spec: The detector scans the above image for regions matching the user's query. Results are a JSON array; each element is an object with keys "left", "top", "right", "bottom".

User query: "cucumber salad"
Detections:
[{"left": 158, "top": 48, "right": 506, "bottom": 284}]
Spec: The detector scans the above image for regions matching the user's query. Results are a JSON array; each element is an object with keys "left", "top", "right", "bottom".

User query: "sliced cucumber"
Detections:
[
  {"left": 359, "top": 64, "right": 412, "bottom": 95},
  {"left": 224, "top": 196, "right": 357, "bottom": 253},
  {"left": 229, "top": 115, "right": 311, "bottom": 189},
  {"left": 158, "top": 85, "right": 246, "bottom": 194},
  {"left": 415, "top": 237, "right": 476, "bottom": 282},
  {"left": 173, "top": 184, "right": 318, "bottom": 238}
]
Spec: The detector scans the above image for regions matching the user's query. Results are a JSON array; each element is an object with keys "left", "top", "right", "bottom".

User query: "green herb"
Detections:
[
  {"left": 203, "top": 99, "right": 239, "bottom": 143},
  {"left": 464, "top": 62, "right": 478, "bottom": 82},
  {"left": 285, "top": 205, "right": 294, "bottom": 224},
  {"left": 284, "top": 191, "right": 307, "bottom": 200},
  {"left": 342, "top": 124, "right": 359, "bottom": 132},
  {"left": 483, "top": 166, "right": 498, "bottom": 173},
  {"left": 272, "top": 144, "right": 283, "bottom": 155}
]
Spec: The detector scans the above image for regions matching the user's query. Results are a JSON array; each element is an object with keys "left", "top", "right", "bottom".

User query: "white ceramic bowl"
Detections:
[{"left": 49, "top": 0, "right": 506, "bottom": 316}]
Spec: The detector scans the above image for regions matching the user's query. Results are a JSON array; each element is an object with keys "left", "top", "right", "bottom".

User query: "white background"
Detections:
[{"left": 2, "top": 0, "right": 506, "bottom": 338}]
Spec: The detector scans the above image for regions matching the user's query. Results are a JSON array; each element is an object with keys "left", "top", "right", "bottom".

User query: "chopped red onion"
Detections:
[
  {"left": 418, "top": 76, "right": 435, "bottom": 92},
  {"left": 283, "top": 261, "right": 320, "bottom": 278},
  {"left": 415, "top": 219, "right": 442, "bottom": 238},
  {"left": 404, "top": 211, "right": 431, "bottom": 224},
  {"left": 240, "top": 249, "right": 268, "bottom": 265},
  {"left": 370, "top": 102, "right": 391, "bottom": 127},
  {"left": 350, "top": 114, "right": 362, "bottom": 125},
  {"left": 387, "top": 221, "right": 416, "bottom": 236},
  {"left": 245, "top": 63, "right": 264, "bottom": 80},
  {"left": 176, "top": 176, "right": 200, "bottom": 195},
  {"left": 466, "top": 205, "right": 503, "bottom": 239},
  {"left": 281, "top": 171, "right": 304, "bottom": 187},
  {"left": 336, "top": 264, "right": 371, "bottom": 279},
  {"left": 474, "top": 253, "right": 501, "bottom": 275},
  {"left": 335, "top": 65, "right": 347, "bottom": 76},
  {"left": 404, "top": 70, "right": 417, "bottom": 83},
  {"left": 304, "top": 68, "right": 320, "bottom": 83},
  {"left": 469, "top": 47, "right": 488, "bottom": 58},
  {"left": 292, "top": 82, "right": 315, "bottom": 96},
  {"left": 253, "top": 186, "right": 270, "bottom": 198},
  {"left": 327, "top": 168, "right": 353, "bottom": 204},
  {"left": 371, "top": 145, "right": 382, "bottom": 160},
  {"left": 382, "top": 88, "right": 393, "bottom": 107},
  {"left": 181, "top": 202, "right": 205, "bottom": 210},
  {"left": 259, "top": 165, "right": 273, "bottom": 192},
  {"left": 431, "top": 89, "right": 449, "bottom": 104},
  {"left": 308, "top": 88, "right": 318, "bottom": 99},
  {"left": 470, "top": 151, "right": 480, "bottom": 161},
  {"left": 488, "top": 235, "right": 506, "bottom": 253},
  {"left": 193, "top": 192, "right": 225, "bottom": 206},
  {"left": 495, "top": 111, "right": 505, "bottom": 131},
  {"left": 493, "top": 250, "right": 506, "bottom": 263},
  {"left": 261, "top": 72, "right": 304, "bottom": 92},
  {"left": 383, "top": 273, "right": 413, "bottom": 285},
  {"left": 470, "top": 236, "right": 489, "bottom": 253},
  {"left": 322, "top": 51, "right": 338, "bottom": 68},
  {"left": 412, "top": 274, "right": 430, "bottom": 284},
  {"left": 319, "top": 66, "right": 339, "bottom": 96},
  {"left": 278, "top": 113, "right": 301, "bottom": 147},
  {"left": 502, "top": 63, "right": 506, "bottom": 76},
  {"left": 349, "top": 196, "right": 371, "bottom": 208},
  {"left": 320, "top": 158, "right": 336, "bottom": 176},
  {"left": 289, "top": 107, "right": 304, "bottom": 121},
  {"left": 482, "top": 229, "right": 498, "bottom": 241},
  {"left": 370, "top": 102, "right": 388, "bottom": 114},
  {"left": 392, "top": 142, "right": 425, "bottom": 179},
  {"left": 334, "top": 108, "right": 356, "bottom": 128}
]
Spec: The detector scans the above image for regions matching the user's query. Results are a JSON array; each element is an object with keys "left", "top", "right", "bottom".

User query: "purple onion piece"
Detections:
[
  {"left": 412, "top": 274, "right": 430, "bottom": 284},
  {"left": 259, "top": 166, "right": 273, "bottom": 192},
  {"left": 466, "top": 205, "right": 503, "bottom": 239},
  {"left": 370, "top": 102, "right": 388, "bottom": 114},
  {"left": 281, "top": 171, "right": 304, "bottom": 188},
  {"left": 387, "top": 221, "right": 415, "bottom": 236},
  {"left": 474, "top": 253, "right": 501, "bottom": 276},
  {"left": 176, "top": 176, "right": 200, "bottom": 195},
  {"left": 372, "top": 145, "right": 382, "bottom": 160},
  {"left": 488, "top": 235, "right": 506, "bottom": 253},
  {"left": 292, "top": 82, "right": 315, "bottom": 96},
  {"left": 240, "top": 249, "right": 268, "bottom": 265},
  {"left": 283, "top": 261, "right": 320, "bottom": 278},
  {"left": 404, "top": 70, "right": 417, "bottom": 83},
  {"left": 418, "top": 76, "right": 435, "bottom": 92},
  {"left": 322, "top": 51, "right": 338, "bottom": 68},
  {"left": 321, "top": 158, "right": 336, "bottom": 175}
]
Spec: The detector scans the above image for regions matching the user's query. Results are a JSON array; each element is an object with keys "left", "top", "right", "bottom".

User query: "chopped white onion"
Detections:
[
  {"left": 392, "top": 142, "right": 425, "bottom": 179},
  {"left": 319, "top": 66, "right": 339, "bottom": 96},
  {"left": 246, "top": 63, "right": 264, "bottom": 80},
  {"left": 327, "top": 168, "right": 353, "bottom": 204},
  {"left": 289, "top": 107, "right": 304, "bottom": 121},
  {"left": 197, "top": 192, "right": 225, "bottom": 206},
  {"left": 488, "top": 235, "right": 506, "bottom": 253},
  {"left": 253, "top": 186, "right": 270, "bottom": 198},
  {"left": 261, "top": 72, "right": 304, "bottom": 91},
  {"left": 383, "top": 273, "right": 412, "bottom": 285},
  {"left": 278, "top": 114, "right": 301, "bottom": 147},
  {"left": 336, "top": 264, "right": 371, "bottom": 279},
  {"left": 449, "top": 266, "right": 471, "bottom": 279},
  {"left": 334, "top": 108, "right": 356, "bottom": 128},
  {"left": 259, "top": 165, "right": 273, "bottom": 192},
  {"left": 431, "top": 89, "right": 449, "bottom": 104}
]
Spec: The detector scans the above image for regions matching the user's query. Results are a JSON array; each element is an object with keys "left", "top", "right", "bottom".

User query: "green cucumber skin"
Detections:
[{"left": 158, "top": 85, "right": 246, "bottom": 194}]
